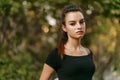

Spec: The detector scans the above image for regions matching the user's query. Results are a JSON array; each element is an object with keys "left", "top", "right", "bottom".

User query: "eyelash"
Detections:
[
  {"left": 70, "top": 19, "right": 85, "bottom": 26},
  {"left": 79, "top": 19, "right": 85, "bottom": 24},
  {"left": 70, "top": 23, "right": 75, "bottom": 26}
]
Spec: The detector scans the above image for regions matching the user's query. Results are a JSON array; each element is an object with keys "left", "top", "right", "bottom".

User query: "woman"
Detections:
[{"left": 40, "top": 5, "right": 95, "bottom": 80}]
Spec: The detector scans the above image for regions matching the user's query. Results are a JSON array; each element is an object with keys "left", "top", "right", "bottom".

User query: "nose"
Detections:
[{"left": 76, "top": 22, "right": 82, "bottom": 29}]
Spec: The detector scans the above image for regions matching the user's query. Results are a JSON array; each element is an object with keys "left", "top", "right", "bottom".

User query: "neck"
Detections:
[{"left": 65, "top": 38, "right": 82, "bottom": 50}]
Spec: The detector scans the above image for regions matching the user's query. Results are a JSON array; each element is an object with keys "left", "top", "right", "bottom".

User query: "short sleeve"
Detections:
[{"left": 45, "top": 48, "right": 61, "bottom": 71}]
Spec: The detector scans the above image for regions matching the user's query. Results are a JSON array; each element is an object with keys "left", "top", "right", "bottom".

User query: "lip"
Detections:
[
  {"left": 76, "top": 31, "right": 84, "bottom": 33},
  {"left": 76, "top": 31, "right": 84, "bottom": 34}
]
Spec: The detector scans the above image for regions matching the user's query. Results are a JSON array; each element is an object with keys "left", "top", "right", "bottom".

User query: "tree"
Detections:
[{"left": 0, "top": 0, "right": 120, "bottom": 80}]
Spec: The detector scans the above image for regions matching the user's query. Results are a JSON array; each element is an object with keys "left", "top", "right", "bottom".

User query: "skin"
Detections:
[
  {"left": 62, "top": 11, "right": 86, "bottom": 39},
  {"left": 39, "top": 11, "right": 90, "bottom": 80},
  {"left": 62, "top": 11, "right": 89, "bottom": 56}
]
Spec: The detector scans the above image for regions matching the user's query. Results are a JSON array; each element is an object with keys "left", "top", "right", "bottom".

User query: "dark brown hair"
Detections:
[{"left": 58, "top": 5, "right": 83, "bottom": 57}]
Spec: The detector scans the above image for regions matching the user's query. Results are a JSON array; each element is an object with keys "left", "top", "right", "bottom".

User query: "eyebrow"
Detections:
[
  {"left": 68, "top": 21, "right": 76, "bottom": 23},
  {"left": 68, "top": 18, "right": 85, "bottom": 23}
]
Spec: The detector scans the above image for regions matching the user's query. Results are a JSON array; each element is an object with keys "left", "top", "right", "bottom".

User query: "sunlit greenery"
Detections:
[{"left": 0, "top": 0, "right": 120, "bottom": 80}]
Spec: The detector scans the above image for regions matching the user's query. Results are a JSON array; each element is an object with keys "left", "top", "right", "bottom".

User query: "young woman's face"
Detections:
[{"left": 62, "top": 11, "right": 86, "bottom": 39}]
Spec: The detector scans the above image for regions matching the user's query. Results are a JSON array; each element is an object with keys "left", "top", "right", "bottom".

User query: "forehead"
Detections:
[{"left": 65, "top": 11, "right": 84, "bottom": 22}]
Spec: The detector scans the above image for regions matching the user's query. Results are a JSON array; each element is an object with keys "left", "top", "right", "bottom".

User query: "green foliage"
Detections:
[
  {"left": 100, "top": 0, "right": 120, "bottom": 18},
  {"left": 0, "top": 0, "right": 120, "bottom": 80},
  {"left": 0, "top": 50, "right": 42, "bottom": 80}
]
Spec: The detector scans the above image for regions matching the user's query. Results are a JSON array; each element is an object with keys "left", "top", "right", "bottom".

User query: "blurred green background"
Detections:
[{"left": 0, "top": 0, "right": 120, "bottom": 80}]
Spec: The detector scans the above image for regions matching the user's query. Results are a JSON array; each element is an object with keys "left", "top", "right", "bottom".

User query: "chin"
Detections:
[
  {"left": 70, "top": 35, "right": 84, "bottom": 39},
  {"left": 74, "top": 36, "right": 84, "bottom": 39},
  {"left": 78, "top": 35, "right": 84, "bottom": 38},
  {"left": 79, "top": 36, "right": 83, "bottom": 39}
]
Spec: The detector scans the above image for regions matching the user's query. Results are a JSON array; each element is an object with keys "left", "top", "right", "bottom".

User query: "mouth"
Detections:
[{"left": 76, "top": 31, "right": 84, "bottom": 35}]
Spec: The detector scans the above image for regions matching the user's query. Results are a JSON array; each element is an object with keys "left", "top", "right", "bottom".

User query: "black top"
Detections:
[{"left": 45, "top": 48, "right": 95, "bottom": 80}]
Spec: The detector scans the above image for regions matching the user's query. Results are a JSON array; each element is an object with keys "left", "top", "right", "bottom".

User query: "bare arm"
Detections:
[{"left": 39, "top": 63, "right": 55, "bottom": 80}]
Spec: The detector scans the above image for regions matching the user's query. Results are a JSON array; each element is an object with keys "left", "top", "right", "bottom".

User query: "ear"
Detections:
[{"left": 62, "top": 24, "right": 67, "bottom": 32}]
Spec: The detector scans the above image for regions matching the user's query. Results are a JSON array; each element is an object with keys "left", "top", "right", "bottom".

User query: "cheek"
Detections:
[
  {"left": 64, "top": 27, "right": 73, "bottom": 35},
  {"left": 66, "top": 28, "right": 73, "bottom": 33},
  {"left": 83, "top": 24, "right": 86, "bottom": 31},
  {"left": 84, "top": 26, "right": 86, "bottom": 31},
  {"left": 65, "top": 25, "right": 74, "bottom": 32}
]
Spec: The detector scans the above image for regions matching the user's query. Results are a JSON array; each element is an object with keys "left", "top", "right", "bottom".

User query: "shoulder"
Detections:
[
  {"left": 46, "top": 48, "right": 60, "bottom": 61},
  {"left": 45, "top": 48, "right": 61, "bottom": 71},
  {"left": 49, "top": 48, "right": 59, "bottom": 56},
  {"left": 84, "top": 47, "right": 94, "bottom": 55}
]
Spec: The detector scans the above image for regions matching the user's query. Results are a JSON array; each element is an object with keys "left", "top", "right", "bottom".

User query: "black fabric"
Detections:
[{"left": 45, "top": 48, "right": 95, "bottom": 80}]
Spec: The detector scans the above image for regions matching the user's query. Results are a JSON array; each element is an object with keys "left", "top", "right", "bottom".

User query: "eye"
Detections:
[
  {"left": 79, "top": 19, "right": 85, "bottom": 24},
  {"left": 70, "top": 23, "right": 76, "bottom": 26}
]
